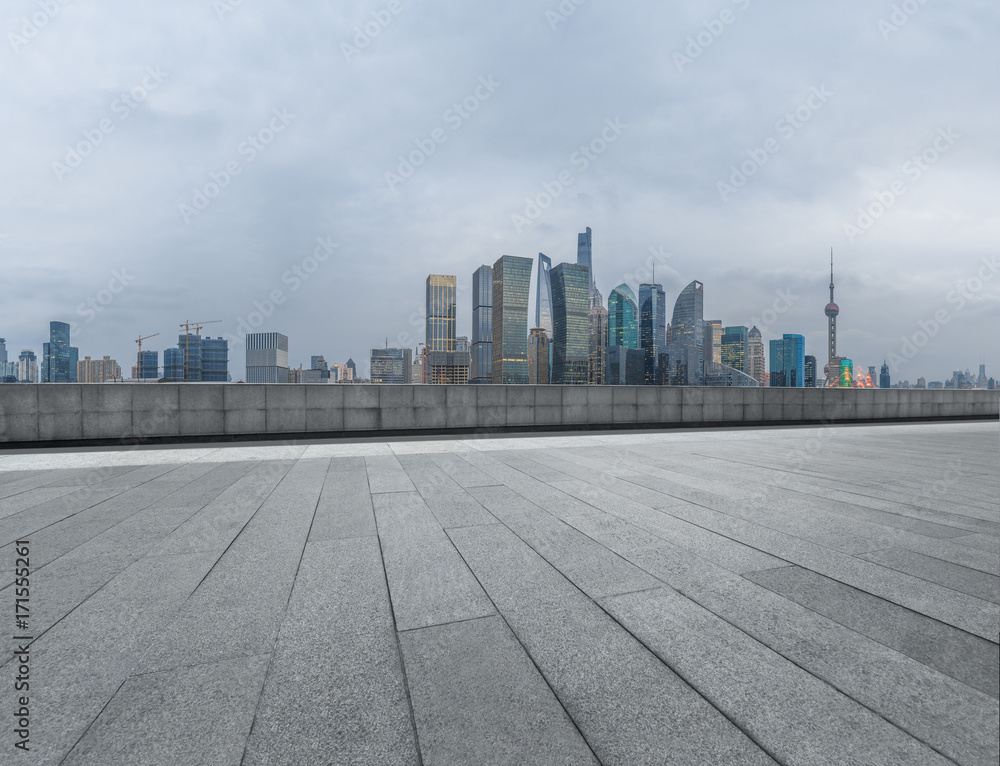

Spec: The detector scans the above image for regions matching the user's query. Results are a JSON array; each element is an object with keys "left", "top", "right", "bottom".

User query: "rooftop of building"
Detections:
[{"left": 2, "top": 421, "right": 997, "bottom": 765}]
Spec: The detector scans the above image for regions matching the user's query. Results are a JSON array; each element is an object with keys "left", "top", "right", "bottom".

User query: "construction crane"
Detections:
[
  {"left": 135, "top": 333, "right": 159, "bottom": 380},
  {"left": 179, "top": 320, "right": 221, "bottom": 381}
]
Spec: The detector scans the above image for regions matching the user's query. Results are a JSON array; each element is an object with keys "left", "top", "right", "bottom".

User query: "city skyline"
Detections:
[{"left": 2, "top": 2, "right": 996, "bottom": 384}]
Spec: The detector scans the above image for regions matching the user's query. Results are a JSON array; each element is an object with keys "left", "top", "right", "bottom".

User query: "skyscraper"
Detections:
[
  {"left": 769, "top": 334, "right": 805, "bottom": 387},
  {"left": 0, "top": 338, "right": 6, "bottom": 364},
  {"left": 577, "top": 226, "right": 595, "bottom": 298},
  {"left": 805, "top": 355, "right": 817, "bottom": 388},
  {"left": 608, "top": 284, "right": 638, "bottom": 349},
  {"left": 179, "top": 333, "right": 203, "bottom": 382},
  {"left": 824, "top": 249, "right": 842, "bottom": 385},
  {"left": 748, "top": 326, "right": 766, "bottom": 385},
  {"left": 426, "top": 275, "right": 457, "bottom": 352},
  {"left": 471, "top": 265, "right": 493, "bottom": 384},
  {"left": 670, "top": 280, "right": 704, "bottom": 385},
  {"left": 528, "top": 328, "right": 550, "bottom": 385},
  {"left": 77, "top": 356, "right": 122, "bottom": 383},
  {"left": 535, "top": 254, "right": 553, "bottom": 336},
  {"left": 163, "top": 348, "right": 185, "bottom": 381},
  {"left": 721, "top": 326, "right": 750, "bottom": 373},
  {"left": 138, "top": 350, "right": 159, "bottom": 380},
  {"left": 246, "top": 332, "right": 290, "bottom": 383},
  {"left": 491, "top": 255, "right": 533, "bottom": 384},
  {"left": 551, "top": 263, "right": 590, "bottom": 385},
  {"left": 371, "top": 347, "right": 412, "bottom": 384},
  {"left": 703, "top": 320, "right": 723, "bottom": 366},
  {"left": 202, "top": 338, "right": 229, "bottom": 381},
  {"left": 639, "top": 283, "right": 666, "bottom": 385},
  {"left": 588, "top": 304, "right": 608, "bottom": 385},
  {"left": 880, "top": 360, "right": 891, "bottom": 389},
  {"left": 17, "top": 350, "right": 38, "bottom": 383},
  {"left": 42, "top": 321, "right": 72, "bottom": 383}
]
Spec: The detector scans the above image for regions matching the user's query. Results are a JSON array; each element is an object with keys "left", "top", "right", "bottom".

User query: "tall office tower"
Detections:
[
  {"left": 246, "top": 332, "right": 290, "bottom": 383},
  {"left": 18, "top": 350, "right": 38, "bottom": 383},
  {"left": 370, "top": 347, "right": 413, "bottom": 384},
  {"left": 665, "top": 322, "right": 672, "bottom": 344},
  {"left": 528, "top": 328, "right": 550, "bottom": 384},
  {"left": 976, "top": 362, "right": 987, "bottom": 388},
  {"left": 163, "top": 348, "right": 185, "bottom": 381},
  {"left": 577, "top": 226, "right": 595, "bottom": 299},
  {"left": 768, "top": 334, "right": 805, "bottom": 387},
  {"left": 310, "top": 356, "right": 328, "bottom": 371},
  {"left": 588, "top": 305, "right": 608, "bottom": 385},
  {"left": 670, "top": 280, "right": 704, "bottom": 385},
  {"left": 589, "top": 286, "right": 603, "bottom": 310},
  {"left": 608, "top": 284, "right": 638, "bottom": 349},
  {"left": 748, "top": 325, "right": 766, "bottom": 385},
  {"left": 880, "top": 360, "right": 891, "bottom": 389},
  {"left": 824, "top": 249, "right": 842, "bottom": 385},
  {"left": 77, "top": 356, "right": 122, "bottom": 383},
  {"left": 721, "top": 326, "right": 750, "bottom": 373},
  {"left": 68, "top": 345, "right": 79, "bottom": 382},
  {"left": 411, "top": 350, "right": 422, "bottom": 383},
  {"left": 551, "top": 263, "right": 590, "bottom": 385},
  {"left": 0, "top": 338, "right": 6, "bottom": 363},
  {"left": 471, "top": 265, "right": 494, "bottom": 384},
  {"left": 805, "top": 355, "right": 817, "bottom": 388},
  {"left": 535, "top": 255, "right": 553, "bottom": 336},
  {"left": 606, "top": 346, "right": 626, "bottom": 385},
  {"left": 178, "top": 333, "right": 203, "bottom": 382},
  {"left": 346, "top": 358, "right": 357, "bottom": 378},
  {"left": 426, "top": 274, "right": 457, "bottom": 352},
  {"left": 703, "top": 320, "right": 722, "bottom": 366},
  {"left": 424, "top": 345, "right": 469, "bottom": 384},
  {"left": 0, "top": 361, "right": 16, "bottom": 383},
  {"left": 138, "top": 350, "right": 159, "bottom": 380},
  {"left": 625, "top": 348, "right": 645, "bottom": 385},
  {"left": 42, "top": 321, "right": 72, "bottom": 382},
  {"left": 915, "top": 376, "right": 926, "bottom": 389},
  {"left": 639, "top": 283, "right": 666, "bottom": 385},
  {"left": 491, "top": 255, "right": 533, "bottom": 384},
  {"left": 202, "top": 337, "right": 229, "bottom": 382}
]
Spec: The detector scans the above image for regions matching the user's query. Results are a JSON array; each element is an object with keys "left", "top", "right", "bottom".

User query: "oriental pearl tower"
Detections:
[{"left": 823, "top": 248, "right": 841, "bottom": 385}]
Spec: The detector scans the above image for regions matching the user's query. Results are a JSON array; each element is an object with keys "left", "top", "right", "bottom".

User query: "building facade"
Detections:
[
  {"left": 880, "top": 361, "right": 891, "bottom": 389},
  {"left": 748, "top": 325, "right": 766, "bottom": 385},
  {"left": 703, "top": 320, "right": 722, "bottom": 367},
  {"left": 588, "top": 305, "right": 608, "bottom": 385},
  {"left": 721, "top": 326, "right": 750, "bottom": 373},
  {"left": 426, "top": 274, "right": 457, "bottom": 353},
  {"left": 528, "top": 328, "right": 550, "bottom": 385},
  {"left": 769, "top": 334, "right": 805, "bottom": 387},
  {"left": 639, "top": 283, "right": 666, "bottom": 385},
  {"left": 669, "top": 281, "right": 704, "bottom": 385},
  {"left": 535, "top": 254, "right": 553, "bottom": 336},
  {"left": 805, "top": 355, "right": 817, "bottom": 388},
  {"left": 17, "top": 350, "right": 38, "bottom": 383},
  {"left": 608, "top": 284, "right": 638, "bottom": 349},
  {"left": 42, "top": 321, "right": 74, "bottom": 383},
  {"left": 202, "top": 337, "right": 229, "bottom": 382},
  {"left": 491, "top": 255, "right": 533, "bottom": 384},
  {"left": 77, "top": 356, "right": 122, "bottom": 383},
  {"left": 471, "top": 265, "right": 493, "bottom": 384},
  {"left": 246, "top": 332, "right": 290, "bottom": 383},
  {"left": 551, "top": 262, "right": 590, "bottom": 385},
  {"left": 370, "top": 347, "right": 413, "bottom": 384},
  {"left": 577, "top": 226, "right": 595, "bottom": 299}
]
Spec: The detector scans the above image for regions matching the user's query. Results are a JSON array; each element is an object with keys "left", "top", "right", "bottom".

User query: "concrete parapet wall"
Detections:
[{"left": 0, "top": 385, "right": 996, "bottom": 447}]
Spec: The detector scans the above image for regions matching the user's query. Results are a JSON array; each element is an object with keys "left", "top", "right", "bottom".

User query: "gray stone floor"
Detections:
[{"left": 1, "top": 421, "right": 997, "bottom": 766}]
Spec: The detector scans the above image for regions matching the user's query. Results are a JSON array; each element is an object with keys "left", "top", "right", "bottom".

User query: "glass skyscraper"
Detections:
[
  {"left": 426, "top": 275, "right": 457, "bottom": 352},
  {"left": 179, "top": 333, "right": 203, "bottom": 382},
  {"left": 588, "top": 305, "right": 608, "bottom": 385},
  {"left": 491, "top": 255, "right": 533, "bottom": 384},
  {"left": 471, "top": 265, "right": 493, "bottom": 384},
  {"left": 246, "top": 332, "right": 290, "bottom": 383},
  {"left": 607, "top": 284, "right": 638, "bottom": 349},
  {"left": 639, "top": 283, "right": 666, "bottom": 384},
  {"left": 164, "top": 348, "right": 185, "bottom": 381},
  {"left": 551, "top": 262, "right": 590, "bottom": 385},
  {"left": 535, "top": 254, "right": 553, "bottom": 336},
  {"left": 769, "top": 334, "right": 805, "bottom": 387},
  {"left": 805, "top": 355, "right": 817, "bottom": 388},
  {"left": 138, "top": 350, "right": 159, "bottom": 380},
  {"left": 371, "top": 348, "right": 412, "bottom": 384},
  {"left": 202, "top": 337, "right": 229, "bottom": 382},
  {"left": 703, "top": 320, "right": 722, "bottom": 366},
  {"left": 748, "top": 325, "right": 766, "bottom": 385},
  {"left": 42, "top": 321, "right": 72, "bottom": 383},
  {"left": 577, "top": 227, "right": 595, "bottom": 298},
  {"left": 670, "top": 281, "right": 704, "bottom": 385},
  {"left": 721, "top": 326, "right": 750, "bottom": 373}
]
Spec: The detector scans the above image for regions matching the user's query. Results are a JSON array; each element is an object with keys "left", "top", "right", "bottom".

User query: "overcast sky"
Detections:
[{"left": 2, "top": 0, "right": 997, "bottom": 382}]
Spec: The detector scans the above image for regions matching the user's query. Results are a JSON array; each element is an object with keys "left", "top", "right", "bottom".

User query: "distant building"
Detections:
[
  {"left": 551, "top": 262, "right": 589, "bottom": 385},
  {"left": 588, "top": 304, "right": 608, "bottom": 385},
  {"left": 178, "top": 333, "right": 203, "bottom": 382},
  {"left": 703, "top": 320, "right": 723, "bottom": 367},
  {"left": 625, "top": 347, "right": 645, "bottom": 386},
  {"left": 880, "top": 361, "right": 891, "bottom": 389},
  {"left": 639, "top": 283, "right": 666, "bottom": 385},
  {"left": 915, "top": 376, "right": 926, "bottom": 389},
  {"left": 310, "top": 355, "right": 328, "bottom": 371},
  {"left": 370, "top": 347, "right": 413, "bottom": 384},
  {"left": 426, "top": 274, "right": 457, "bottom": 353},
  {"left": 769, "top": 334, "right": 805, "bottom": 387},
  {"left": 535, "top": 254, "right": 553, "bottom": 336},
  {"left": 346, "top": 358, "right": 357, "bottom": 379},
  {"left": 18, "top": 349, "right": 38, "bottom": 383},
  {"left": 42, "top": 321, "right": 73, "bottom": 383},
  {"left": 411, "top": 351, "right": 422, "bottom": 383},
  {"left": 246, "top": 332, "right": 290, "bottom": 383},
  {"left": 202, "top": 337, "right": 229, "bottom": 382},
  {"left": 491, "top": 255, "right": 532, "bottom": 384},
  {"left": 804, "top": 355, "right": 817, "bottom": 388},
  {"left": 748, "top": 326, "right": 766, "bottom": 385},
  {"left": 471, "top": 265, "right": 493, "bottom": 384},
  {"left": 138, "top": 350, "right": 159, "bottom": 380},
  {"left": 663, "top": 343, "right": 691, "bottom": 386},
  {"left": 669, "top": 280, "right": 704, "bottom": 384},
  {"left": 164, "top": 348, "right": 185, "bottom": 381},
  {"left": 528, "top": 328, "right": 550, "bottom": 385},
  {"left": 608, "top": 284, "right": 638, "bottom": 349},
  {"left": 577, "top": 226, "right": 596, "bottom": 300},
  {"left": 77, "top": 355, "right": 122, "bottom": 383},
  {"left": 0, "top": 338, "right": 6, "bottom": 364},
  {"left": 721, "top": 326, "right": 750, "bottom": 374},
  {"left": 607, "top": 346, "right": 627, "bottom": 385}
]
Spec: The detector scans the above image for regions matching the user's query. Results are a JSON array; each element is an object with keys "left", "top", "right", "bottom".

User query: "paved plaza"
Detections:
[{"left": 1, "top": 421, "right": 997, "bottom": 766}]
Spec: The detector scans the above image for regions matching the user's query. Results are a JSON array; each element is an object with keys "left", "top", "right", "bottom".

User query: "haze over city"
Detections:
[{"left": 3, "top": 0, "right": 997, "bottom": 381}]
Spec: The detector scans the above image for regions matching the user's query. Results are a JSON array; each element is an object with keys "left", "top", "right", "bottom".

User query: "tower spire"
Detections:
[{"left": 829, "top": 247, "right": 835, "bottom": 303}]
